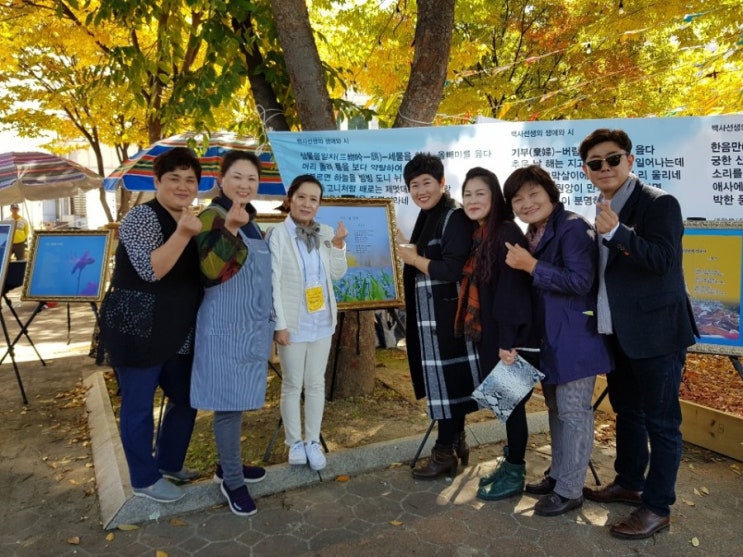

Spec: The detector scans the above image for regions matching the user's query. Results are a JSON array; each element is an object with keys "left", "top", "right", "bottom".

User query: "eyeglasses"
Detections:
[{"left": 585, "top": 153, "right": 628, "bottom": 171}]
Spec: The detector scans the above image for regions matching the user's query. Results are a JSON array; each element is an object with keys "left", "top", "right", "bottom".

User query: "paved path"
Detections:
[{"left": 1, "top": 298, "right": 742, "bottom": 556}]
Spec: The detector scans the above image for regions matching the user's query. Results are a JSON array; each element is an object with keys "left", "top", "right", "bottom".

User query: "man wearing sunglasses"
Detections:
[{"left": 579, "top": 128, "right": 698, "bottom": 540}]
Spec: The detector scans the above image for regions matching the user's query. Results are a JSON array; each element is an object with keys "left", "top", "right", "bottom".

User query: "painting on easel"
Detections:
[{"left": 21, "top": 230, "right": 113, "bottom": 303}]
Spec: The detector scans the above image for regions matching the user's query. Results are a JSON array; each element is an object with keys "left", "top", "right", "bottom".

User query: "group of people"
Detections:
[
  {"left": 94, "top": 147, "right": 348, "bottom": 517},
  {"left": 398, "top": 128, "right": 698, "bottom": 540},
  {"left": 94, "top": 127, "right": 697, "bottom": 537}
]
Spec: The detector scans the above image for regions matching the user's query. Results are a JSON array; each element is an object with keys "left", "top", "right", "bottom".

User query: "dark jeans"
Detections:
[
  {"left": 116, "top": 354, "right": 197, "bottom": 488},
  {"left": 11, "top": 242, "right": 25, "bottom": 261},
  {"left": 607, "top": 336, "right": 686, "bottom": 516}
]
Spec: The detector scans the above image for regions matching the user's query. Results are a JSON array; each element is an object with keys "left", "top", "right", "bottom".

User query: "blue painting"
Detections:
[
  {"left": 0, "top": 221, "right": 14, "bottom": 293},
  {"left": 23, "top": 231, "right": 111, "bottom": 301}
]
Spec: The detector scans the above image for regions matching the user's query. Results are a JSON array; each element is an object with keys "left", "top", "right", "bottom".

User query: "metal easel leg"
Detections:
[{"left": 410, "top": 419, "right": 436, "bottom": 468}]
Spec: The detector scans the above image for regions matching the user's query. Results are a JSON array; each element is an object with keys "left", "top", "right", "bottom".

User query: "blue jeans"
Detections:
[
  {"left": 606, "top": 337, "right": 686, "bottom": 516},
  {"left": 116, "top": 354, "right": 197, "bottom": 488}
]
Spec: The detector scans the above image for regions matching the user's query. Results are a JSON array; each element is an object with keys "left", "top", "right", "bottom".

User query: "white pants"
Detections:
[{"left": 278, "top": 336, "right": 332, "bottom": 446}]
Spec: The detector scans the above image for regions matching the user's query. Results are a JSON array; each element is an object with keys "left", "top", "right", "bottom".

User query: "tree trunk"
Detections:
[
  {"left": 268, "top": 0, "right": 336, "bottom": 130},
  {"left": 232, "top": 14, "right": 291, "bottom": 132},
  {"left": 90, "top": 142, "right": 115, "bottom": 223},
  {"left": 393, "top": 0, "right": 455, "bottom": 128},
  {"left": 325, "top": 311, "right": 377, "bottom": 400}
]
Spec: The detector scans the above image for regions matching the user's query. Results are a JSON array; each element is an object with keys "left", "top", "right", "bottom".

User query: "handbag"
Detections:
[{"left": 471, "top": 348, "right": 543, "bottom": 422}]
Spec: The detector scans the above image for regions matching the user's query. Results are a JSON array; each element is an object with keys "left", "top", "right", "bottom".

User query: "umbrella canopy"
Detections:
[
  {"left": 0, "top": 151, "right": 104, "bottom": 205},
  {"left": 103, "top": 132, "right": 285, "bottom": 198}
]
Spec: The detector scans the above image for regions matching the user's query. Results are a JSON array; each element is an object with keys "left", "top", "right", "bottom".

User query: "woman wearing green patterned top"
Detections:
[{"left": 190, "top": 151, "right": 274, "bottom": 517}]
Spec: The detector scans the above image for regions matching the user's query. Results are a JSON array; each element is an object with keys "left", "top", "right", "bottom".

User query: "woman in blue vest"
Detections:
[
  {"left": 190, "top": 151, "right": 274, "bottom": 517},
  {"left": 503, "top": 165, "right": 613, "bottom": 517}
]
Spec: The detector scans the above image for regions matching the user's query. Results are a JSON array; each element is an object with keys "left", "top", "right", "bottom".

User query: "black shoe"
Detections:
[
  {"left": 525, "top": 475, "right": 556, "bottom": 495},
  {"left": 534, "top": 492, "right": 583, "bottom": 517}
]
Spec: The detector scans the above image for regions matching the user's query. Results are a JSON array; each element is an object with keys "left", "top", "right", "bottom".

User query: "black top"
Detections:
[{"left": 95, "top": 199, "right": 202, "bottom": 368}]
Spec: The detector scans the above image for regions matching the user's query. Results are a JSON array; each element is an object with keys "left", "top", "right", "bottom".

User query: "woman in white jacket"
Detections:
[{"left": 268, "top": 174, "right": 348, "bottom": 470}]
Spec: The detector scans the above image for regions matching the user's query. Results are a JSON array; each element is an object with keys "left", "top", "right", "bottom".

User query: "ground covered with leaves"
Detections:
[{"left": 1, "top": 298, "right": 740, "bottom": 556}]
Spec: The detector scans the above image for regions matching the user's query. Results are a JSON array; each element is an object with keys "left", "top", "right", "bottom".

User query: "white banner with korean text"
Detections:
[{"left": 268, "top": 115, "right": 743, "bottom": 237}]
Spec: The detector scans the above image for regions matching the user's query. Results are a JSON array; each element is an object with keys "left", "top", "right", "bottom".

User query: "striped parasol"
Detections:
[
  {"left": 0, "top": 151, "right": 103, "bottom": 205},
  {"left": 103, "top": 132, "right": 285, "bottom": 198}
]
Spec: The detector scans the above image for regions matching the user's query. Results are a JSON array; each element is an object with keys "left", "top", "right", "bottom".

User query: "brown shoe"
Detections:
[
  {"left": 610, "top": 507, "right": 670, "bottom": 539},
  {"left": 583, "top": 481, "right": 642, "bottom": 505}
]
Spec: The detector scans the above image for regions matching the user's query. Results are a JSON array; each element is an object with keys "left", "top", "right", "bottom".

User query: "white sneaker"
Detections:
[
  {"left": 288, "top": 441, "right": 307, "bottom": 465},
  {"left": 305, "top": 441, "right": 327, "bottom": 471}
]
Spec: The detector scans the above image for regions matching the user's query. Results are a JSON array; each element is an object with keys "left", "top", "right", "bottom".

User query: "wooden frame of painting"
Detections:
[
  {"left": 314, "top": 197, "right": 404, "bottom": 311},
  {"left": 21, "top": 230, "right": 114, "bottom": 303}
]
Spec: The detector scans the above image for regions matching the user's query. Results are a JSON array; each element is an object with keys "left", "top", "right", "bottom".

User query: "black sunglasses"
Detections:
[{"left": 585, "top": 153, "right": 627, "bottom": 171}]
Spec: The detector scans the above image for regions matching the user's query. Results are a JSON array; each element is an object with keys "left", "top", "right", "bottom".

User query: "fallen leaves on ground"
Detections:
[{"left": 681, "top": 355, "right": 743, "bottom": 416}]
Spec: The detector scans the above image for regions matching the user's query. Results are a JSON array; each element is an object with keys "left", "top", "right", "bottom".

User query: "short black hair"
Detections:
[
  {"left": 220, "top": 150, "right": 261, "bottom": 177},
  {"left": 276, "top": 174, "right": 324, "bottom": 212},
  {"left": 579, "top": 129, "right": 633, "bottom": 161},
  {"left": 153, "top": 147, "right": 202, "bottom": 182},
  {"left": 503, "top": 165, "right": 560, "bottom": 208},
  {"left": 403, "top": 153, "right": 444, "bottom": 187}
]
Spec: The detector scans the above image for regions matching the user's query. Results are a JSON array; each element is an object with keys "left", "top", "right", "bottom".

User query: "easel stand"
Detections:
[
  {"left": 0, "top": 300, "right": 46, "bottom": 405},
  {"left": 1, "top": 300, "right": 99, "bottom": 404}
]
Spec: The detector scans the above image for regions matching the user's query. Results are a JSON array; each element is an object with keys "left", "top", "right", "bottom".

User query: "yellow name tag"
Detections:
[{"left": 305, "top": 284, "right": 326, "bottom": 313}]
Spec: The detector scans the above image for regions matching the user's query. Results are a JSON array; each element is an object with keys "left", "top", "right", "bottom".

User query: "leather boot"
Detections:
[
  {"left": 453, "top": 431, "right": 470, "bottom": 467},
  {"left": 412, "top": 443, "right": 458, "bottom": 480},
  {"left": 476, "top": 459, "right": 525, "bottom": 501}
]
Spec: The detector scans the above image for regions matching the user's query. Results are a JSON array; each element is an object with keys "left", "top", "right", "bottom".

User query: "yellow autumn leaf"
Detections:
[
  {"left": 67, "top": 536, "right": 81, "bottom": 545},
  {"left": 693, "top": 488, "right": 701, "bottom": 496},
  {"left": 700, "top": 486, "right": 710, "bottom": 495},
  {"left": 156, "top": 551, "right": 169, "bottom": 557},
  {"left": 682, "top": 498, "right": 695, "bottom": 506},
  {"left": 105, "top": 532, "right": 115, "bottom": 542},
  {"left": 389, "top": 520, "right": 403, "bottom": 526},
  {"left": 117, "top": 524, "right": 139, "bottom": 531},
  {"left": 691, "top": 537, "right": 700, "bottom": 547},
  {"left": 169, "top": 518, "right": 187, "bottom": 526}
]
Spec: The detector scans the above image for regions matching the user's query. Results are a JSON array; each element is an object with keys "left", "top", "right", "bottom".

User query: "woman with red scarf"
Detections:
[{"left": 455, "top": 166, "right": 537, "bottom": 501}]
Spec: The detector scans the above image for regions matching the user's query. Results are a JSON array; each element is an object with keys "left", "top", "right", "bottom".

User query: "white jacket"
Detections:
[{"left": 268, "top": 216, "right": 348, "bottom": 334}]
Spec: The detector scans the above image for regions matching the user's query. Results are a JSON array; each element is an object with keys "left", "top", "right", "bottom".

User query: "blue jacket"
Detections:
[{"left": 530, "top": 203, "right": 613, "bottom": 384}]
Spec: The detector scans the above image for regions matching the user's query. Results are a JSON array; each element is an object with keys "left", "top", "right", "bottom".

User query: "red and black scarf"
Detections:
[{"left": 454, "top": 225, "right": 485, "bottom": 342}]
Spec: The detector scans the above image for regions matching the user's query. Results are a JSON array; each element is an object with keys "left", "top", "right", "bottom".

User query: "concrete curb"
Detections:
[{"left": 84, "top": 369, "right": 549, "bottom": 530}]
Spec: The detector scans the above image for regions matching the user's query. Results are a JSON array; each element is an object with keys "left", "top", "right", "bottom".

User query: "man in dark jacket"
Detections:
[{"left": 579, "top": 128, "right": 698, "bottom": 540}]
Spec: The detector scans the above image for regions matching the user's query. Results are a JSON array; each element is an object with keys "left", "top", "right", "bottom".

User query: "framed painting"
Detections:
[
  {"left": 0, "top": 220, "right": 16, "bottom": 294},
  {"left": 255, "top": 212, "right": 286, "bottom": 235},
  {"left": 21, "top": 230, "right": 114, "bottom": 303},
  {"left": 683, "top": 220, "right": 743, "bottom": 356},
  {"left": 315, "top": 197, "right": 404, "bottom": 311}
]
